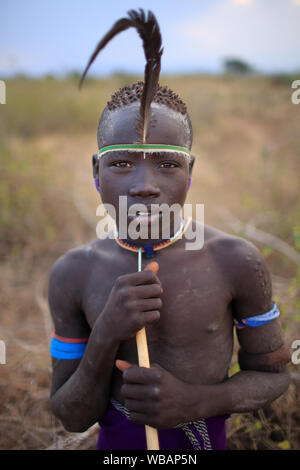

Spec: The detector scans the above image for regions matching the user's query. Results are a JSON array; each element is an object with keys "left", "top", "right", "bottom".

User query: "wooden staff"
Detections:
[{"left": 137, "top": 248, "right": 160, "bottom": 450}]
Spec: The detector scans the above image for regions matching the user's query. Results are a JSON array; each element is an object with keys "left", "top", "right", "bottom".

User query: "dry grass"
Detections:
[{"left": 0, "top": 74, "right": 300, "bottom": 450}]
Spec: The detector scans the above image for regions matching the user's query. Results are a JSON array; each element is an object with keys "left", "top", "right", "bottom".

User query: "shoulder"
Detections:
[
  {"left": 48, "top": 243, "right": 103, "bottom": 335},
  {"left": 48, "top": 246, "right": 89, "bottom": 320},
  {"left": 49, "top": 241, "right": 99, "bottom": 301},
  {"left": 188, "top": 220, "right": 253, "bottom": 259},
  {"left": 49, "top": 237, "right": 117, "bottom": 301},
  {"left": 49, "top": 238, "right": 112, "bottom": 282},
  {"left": 204, "top": 224, "right": 265, "bottom": 271},
  {"left": 49, "top": 244, "right": 92, "bottom": 287},
  {"left": 203, "top": 225, "right": 271, "bottom": 303}
]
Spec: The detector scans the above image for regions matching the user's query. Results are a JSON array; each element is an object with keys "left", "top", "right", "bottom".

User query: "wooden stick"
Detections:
[{"left": 137, "top": 249, "right": 160, "bottom": 450}]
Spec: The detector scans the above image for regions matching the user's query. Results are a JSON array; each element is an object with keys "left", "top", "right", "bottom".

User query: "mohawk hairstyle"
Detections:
[
  {"left": 107, "top": 81, "right": 188, "bottom": 115},
  {"left": 98, "top": 81, "right": 193, "bottom": 149}
]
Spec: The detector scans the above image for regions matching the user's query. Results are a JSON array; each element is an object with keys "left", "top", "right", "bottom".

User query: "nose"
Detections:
[
  {"left": 129, "top": 182, "right": 160, "bottom": 198},
  {"left": 129, "top": 168, "right": 160, "bottom": 199}
]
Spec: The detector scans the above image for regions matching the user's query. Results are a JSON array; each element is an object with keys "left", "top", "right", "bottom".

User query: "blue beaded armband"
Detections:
[
  {"left": 50, "top": 335, "right": 88, "bottom": 359},
  {"left": 235, "top": 302, "right": 280, "bottom": 329}
]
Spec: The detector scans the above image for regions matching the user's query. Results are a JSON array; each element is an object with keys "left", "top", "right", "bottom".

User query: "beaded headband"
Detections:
[{"left": 97, "top": 144, "right": 191, "bottom": 159}]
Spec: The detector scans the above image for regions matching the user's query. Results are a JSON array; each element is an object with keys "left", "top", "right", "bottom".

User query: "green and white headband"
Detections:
[{"left": 98, "top": 144, "right": 191, "bottom": 159}]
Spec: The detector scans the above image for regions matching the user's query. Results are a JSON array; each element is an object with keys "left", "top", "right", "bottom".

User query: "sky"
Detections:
[{"left": 0, "top": 0, "right": 300, "bottom": 77}]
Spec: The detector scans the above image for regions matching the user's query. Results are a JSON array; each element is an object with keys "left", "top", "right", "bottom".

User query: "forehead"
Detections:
[{"left": 100, "top": 102, "right": 190, "bottom": 147}]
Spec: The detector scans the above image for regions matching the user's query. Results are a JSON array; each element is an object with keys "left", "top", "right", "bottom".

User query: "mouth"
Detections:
[{"left": 128, "top": 207, "right": 161, "bottom": 224}]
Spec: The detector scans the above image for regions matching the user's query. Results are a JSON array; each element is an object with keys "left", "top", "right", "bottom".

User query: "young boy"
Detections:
[{"left": 48, "top": 10, "right": 290, "bottom": 450}]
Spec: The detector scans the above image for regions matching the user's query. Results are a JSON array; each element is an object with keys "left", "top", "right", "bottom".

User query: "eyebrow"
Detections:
[
  {"left": 150, "top": 151, "right": 186, "bottom": 162},
  {"left": 102, "top": 150, "right": 187, "bottom": 163}
]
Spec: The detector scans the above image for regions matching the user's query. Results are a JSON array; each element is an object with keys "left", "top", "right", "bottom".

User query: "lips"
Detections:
[
  {"left": 129, "top": 212, "right": 160, "bottom": 224},
  {"left": 128, "top": 205, "right": 161, "bottom": 224},
  {"left": 136, "top": 211, "right": 150, "bottom": 216}
]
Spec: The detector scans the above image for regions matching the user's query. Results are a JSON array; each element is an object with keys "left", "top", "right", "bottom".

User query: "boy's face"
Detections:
[{"left": 94, "top": 103, "right": 192, "bottom": 239}]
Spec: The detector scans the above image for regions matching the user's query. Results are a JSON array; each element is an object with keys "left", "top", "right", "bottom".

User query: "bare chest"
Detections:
[{"left": 82, "top": 248, "right": 233, "bottom": 364}]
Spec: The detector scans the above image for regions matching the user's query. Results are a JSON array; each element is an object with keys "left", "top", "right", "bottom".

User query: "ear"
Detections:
[
  {"left": 92, "top": 154, "right": 101, "bottom": 194},
  {"left": 92, "top": 153, "right": 99, "bottom": 178},
  {"left": 189, "top": 154, "right": 195, "bottom": 175}
]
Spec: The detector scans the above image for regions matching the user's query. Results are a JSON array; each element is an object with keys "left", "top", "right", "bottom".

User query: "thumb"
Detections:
[
  {"left": 144, "top": 261, "right": 159, "bottom": 275},
  {"left": 115, "top": 359, "right": 133, "bottom": 372}
]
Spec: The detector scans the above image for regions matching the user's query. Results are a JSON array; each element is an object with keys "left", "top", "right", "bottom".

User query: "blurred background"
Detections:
[{"left": 0, "top": 0, "right": 300, "bottom": 450}]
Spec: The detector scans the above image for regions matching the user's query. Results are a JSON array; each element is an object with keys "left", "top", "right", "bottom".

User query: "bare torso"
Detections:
[{"left": 79, "top": 221, "right": 235, "bottom": 404}]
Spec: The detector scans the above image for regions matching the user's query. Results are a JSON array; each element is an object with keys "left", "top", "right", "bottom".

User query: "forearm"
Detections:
[
  {"left": 188, "top": 369, "right": 290, "bottom": 420},
  {"left": 51, "top": 315, "right": 120, "bottom": 432}
]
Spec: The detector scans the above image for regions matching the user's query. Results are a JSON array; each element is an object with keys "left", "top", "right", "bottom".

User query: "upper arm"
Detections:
[
  {"left": 48, "top": 249, "right": 91, "bottom": 396},
  {"left": 230, "top": 238, "right": 285, "bottom": 358}
]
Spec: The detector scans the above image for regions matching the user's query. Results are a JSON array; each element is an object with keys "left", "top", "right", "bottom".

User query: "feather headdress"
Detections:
[{"left": 79, "top": 9, "right": 163, "bottom": 143}]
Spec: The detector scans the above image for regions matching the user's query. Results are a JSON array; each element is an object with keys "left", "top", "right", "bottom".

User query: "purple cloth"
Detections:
[{"left": 97, "top": 401, "right": 228, "bottom": 450}]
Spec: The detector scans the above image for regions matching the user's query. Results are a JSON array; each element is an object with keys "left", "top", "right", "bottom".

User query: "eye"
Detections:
[
  {"left": 113, "top": 161, "right": 133, "bottom": 168},
  {"left": 159, "top": 161, "right": 178, "bottom": 169}
]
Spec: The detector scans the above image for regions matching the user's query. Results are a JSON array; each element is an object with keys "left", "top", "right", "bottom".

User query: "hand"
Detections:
[
  {"left": 116, "top": 360, "right": 195, "bottom": 429},
  {"left": 100, "top": 262, "right": 163, "bottom": 343}
]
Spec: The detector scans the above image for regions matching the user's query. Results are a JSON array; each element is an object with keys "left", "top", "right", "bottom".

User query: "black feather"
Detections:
[{"left": 79, "top": 9, "right": 163, "bottom": 143}]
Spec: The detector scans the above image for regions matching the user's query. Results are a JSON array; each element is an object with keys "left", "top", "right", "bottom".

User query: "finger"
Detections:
[
  {"left": 137, "top": 298, "right": 162, "bottom": 312},
  {"left": 123, "top": 365, "right": 161, "bottom": 384},
  {"left": 124, "top": 399, "right": 156, "bottom": 415},
  {"left": 134, "top": 283, "right": 163, "bottom": 298},
  {"left": 121, "top": 383, "right": 160, "bottom": 401},
  {"left": 115, "top": 359, "right": 133, "bottom": 372},
  {"left": 121, "top": 384, "right": 148, "bottom": 400},
  {"left": 125, "top": 270, "right": 161, "bottom": 287},
  {"left": 130, "top": 411, "right": 154, "bottom": 427},
  {"left": 143, "top": 310, "right": 160, "bottom": 325},
  {"left": 150, "top": 363, "right": 164, "bottom": 374}
]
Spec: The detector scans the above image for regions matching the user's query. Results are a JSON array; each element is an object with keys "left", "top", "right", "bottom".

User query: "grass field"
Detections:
[{"left": 0, "top": 74, "right": 300, "bottom": 449}]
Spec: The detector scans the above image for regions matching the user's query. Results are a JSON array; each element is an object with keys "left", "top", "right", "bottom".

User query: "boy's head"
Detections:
[
  {"left": 93, "top": 83, "right": 194, "bottom": 239},
  {"left": 93, "top": 81, "right": 194, "bottom": 195}
]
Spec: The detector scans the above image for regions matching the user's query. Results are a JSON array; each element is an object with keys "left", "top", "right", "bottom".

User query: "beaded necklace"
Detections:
[{"left": 114, "top": 216, "right": 192, "bottom": 259}]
